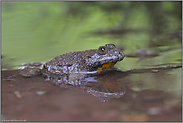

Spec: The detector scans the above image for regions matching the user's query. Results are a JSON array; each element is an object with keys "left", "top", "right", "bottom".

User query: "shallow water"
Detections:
[{"left": 1, "top": 65, "right": 182, "bottom": 121}]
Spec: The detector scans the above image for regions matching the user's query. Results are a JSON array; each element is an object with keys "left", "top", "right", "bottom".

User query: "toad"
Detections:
[{"left": 19, "top": 44, "right": 125, "bottom": 82}]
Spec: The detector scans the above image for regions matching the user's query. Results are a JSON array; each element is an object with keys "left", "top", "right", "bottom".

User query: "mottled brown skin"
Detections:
[
  {"left": 42, "top": 44, "right": 125, "bottom": 76},
  {"left": 43, "top": 49, "right": 97, "bottom": 74},
  {"left": 19, "top": 44, "right": 125, "bottom": 80}
]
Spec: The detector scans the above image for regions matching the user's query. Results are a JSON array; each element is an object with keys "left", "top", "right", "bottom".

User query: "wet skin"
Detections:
[{"left": 19, "top": 44, "right": 125, "bottom": 80}]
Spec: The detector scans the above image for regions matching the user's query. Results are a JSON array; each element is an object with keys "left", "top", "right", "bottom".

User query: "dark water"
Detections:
[{"left": 1, "top": 65, "right": 182, "bottom": 121}]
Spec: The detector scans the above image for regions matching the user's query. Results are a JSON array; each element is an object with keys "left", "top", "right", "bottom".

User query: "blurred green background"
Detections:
[{"left": 1, "top": 1, "right": 182, "bottom": 71}]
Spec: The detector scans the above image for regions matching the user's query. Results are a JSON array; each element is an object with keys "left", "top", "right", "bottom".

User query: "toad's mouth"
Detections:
[{"left": 97, "top": 62, "right": 117, "bottom": 74}]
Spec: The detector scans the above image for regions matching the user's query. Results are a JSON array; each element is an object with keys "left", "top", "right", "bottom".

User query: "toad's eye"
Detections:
[{"left": 98, "top": 46, "right": 108, "bottom": 55}]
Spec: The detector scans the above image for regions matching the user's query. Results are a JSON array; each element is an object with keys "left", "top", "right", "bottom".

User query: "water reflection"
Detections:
[
  {"left": 46, "top": 71, "right": 126, "bottom": 102},
  {"left": 43, "top": 62, "right": 182, "bottom": 103}
]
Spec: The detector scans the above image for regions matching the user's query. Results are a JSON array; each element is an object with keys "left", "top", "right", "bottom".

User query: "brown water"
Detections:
[{"left": 1, "top": 65, "right": 181, "bottom": 121}]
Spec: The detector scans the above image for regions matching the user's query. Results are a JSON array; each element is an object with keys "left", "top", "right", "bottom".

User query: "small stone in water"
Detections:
[{"left": 36, "top": 91, "right": 46, "bottom": 95}]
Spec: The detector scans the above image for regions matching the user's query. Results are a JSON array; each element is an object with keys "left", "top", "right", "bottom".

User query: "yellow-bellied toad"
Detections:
[{"left": 19, "top": 44, "right": 125, "bottom": 82}]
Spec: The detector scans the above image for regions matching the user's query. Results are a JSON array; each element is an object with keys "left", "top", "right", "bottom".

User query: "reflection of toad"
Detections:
[
  {"left": 81, "top": 73, "right": 126, "bottom": 102},
  {"left": 97, "top": 74, "right": 124, "bottom": 90}
]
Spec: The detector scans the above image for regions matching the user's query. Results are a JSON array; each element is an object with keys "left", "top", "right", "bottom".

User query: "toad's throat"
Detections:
[{"left": 97, "top": 62, "right": 117, "bottom": 74}]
